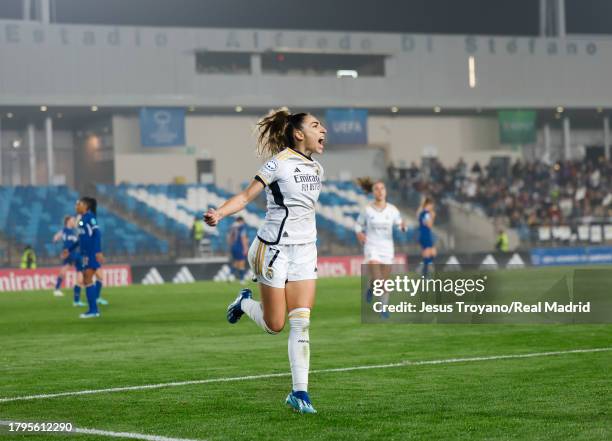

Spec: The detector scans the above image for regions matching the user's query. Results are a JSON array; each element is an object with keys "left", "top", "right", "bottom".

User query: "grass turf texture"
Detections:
[{"left": 0, "top": 267, "right": 610, "bottom": 441}]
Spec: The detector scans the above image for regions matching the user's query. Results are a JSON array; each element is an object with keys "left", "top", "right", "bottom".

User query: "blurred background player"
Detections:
[
  {"left": 418, "top": 197, "right": 436, "bottom": 278},
  {"left": 75, "top": 197, "right": 105, "bottom": 318},
  {"left": 53, "top": 215, "right": 85, "bottom": 305},
  {"left": 227, "top": 216, "right": 249, "bottom": 284},
  {"left": 205, "top": 108, "right": 326, "bottom": 414},
  {"left": 355, "top": 178, "right": 406, "bottom": 318}
]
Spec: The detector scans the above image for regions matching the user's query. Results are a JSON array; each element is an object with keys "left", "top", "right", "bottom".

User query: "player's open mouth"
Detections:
[{"left": 318, "top": 137, "right": 325, "bottom": 147}]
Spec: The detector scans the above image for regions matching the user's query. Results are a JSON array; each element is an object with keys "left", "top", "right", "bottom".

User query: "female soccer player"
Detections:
[
  {"left": 75, "top": 197, "right": 105, "bottom": 318},
  {"left": 355, "top": 179, "right": 406, "bottom": 317},
  {"left": 418, "top": 197, "right": 436, "bottom": 277},
  {"left": 204, "top": 108, "right": 326, "bottom": 414},
  {"left": 54, "top": 215, "right": 85, "bottom": 305},
  {"left": 227, "top": 216, "right": 249, "bottom": 284}
]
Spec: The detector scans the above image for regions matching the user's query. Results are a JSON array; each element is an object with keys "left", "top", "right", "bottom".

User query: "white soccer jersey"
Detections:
[
  {"left": 355, "top": 203, "right": 402, "bottom": 251},
  {"left": 254, "top": 148, "right": 323, "bottom": 245}
]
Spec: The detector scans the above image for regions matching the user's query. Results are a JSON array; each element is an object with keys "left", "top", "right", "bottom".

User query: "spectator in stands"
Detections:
[
  {"left": 386, "top": 155, "right": 611, "bottom": 244},
  {"left": 192, "top": 215, "right": 205, "bottom": 256},
  {"left": 20, "top": 245, "right": 37, "bottom": 269}
]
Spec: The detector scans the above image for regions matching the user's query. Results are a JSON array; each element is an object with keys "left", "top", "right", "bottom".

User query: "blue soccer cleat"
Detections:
[
  {"left": 380, "top": 311, "right": 391, "bottom": 320},
  {"left": 79, "top": 312, "right": 100, "bottom": 319},
  {"left": 226, "top": 288, "right": 252, "bottom": 324},
  {"left": 286, "top": 390, "right": 317, "bottom": 414},
  {"left": 96, "top": 297, "right": 109, "bottom": 306}
]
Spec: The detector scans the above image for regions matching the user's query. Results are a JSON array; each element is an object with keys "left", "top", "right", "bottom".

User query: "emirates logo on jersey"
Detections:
[
  {"left": 294, "top": 173, "right": 321, "bottom": 192},
  {"left": 293, "top": 174, "right": 320, "bottom": 184}
]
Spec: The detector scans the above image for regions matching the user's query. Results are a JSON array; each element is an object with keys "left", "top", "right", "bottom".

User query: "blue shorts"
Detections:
[
  {"left": 419, "top": 235, "right": 434, "bottom": 249},
  {"left": 63, "top": 252, "right": 82, "bottom": 268},
  {"left": 231, "top": 246, "right": 246, "bottom": 261},
  {"left": 82, "top": 254, "right": 101, "bottom": 271},
  {"left": 74, "top": 255, "right": 84, "bottom": 272}
]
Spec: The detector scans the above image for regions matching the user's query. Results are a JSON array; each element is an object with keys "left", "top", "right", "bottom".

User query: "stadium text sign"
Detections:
[
  {"left": 0, "top": 266, "right": 132, "bottom": 292},
  {"left": 0, "top": 21, "right": 599, "bottom": 57}
]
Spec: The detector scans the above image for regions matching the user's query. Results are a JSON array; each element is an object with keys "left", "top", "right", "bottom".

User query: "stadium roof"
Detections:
[
  {"left": 3, "top": 1, "right": 611, "bottom": 36},
  {"left": 0, "top": 0, "right": 542, "bottom": 35}
]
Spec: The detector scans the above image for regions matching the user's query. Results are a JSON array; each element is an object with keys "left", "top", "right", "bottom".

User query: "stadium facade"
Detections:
[{"left": 0, "top": 19, "right": 611, "bottom": 189}]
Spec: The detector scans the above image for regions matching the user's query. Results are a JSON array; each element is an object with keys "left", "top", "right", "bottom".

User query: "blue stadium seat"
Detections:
[{"left": 0, "top": 185, "right": 167, "bottom": 258}]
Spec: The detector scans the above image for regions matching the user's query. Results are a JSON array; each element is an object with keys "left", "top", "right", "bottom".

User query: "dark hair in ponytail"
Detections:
[
  {"left": 356, "top": 177, "right": 385, "bottom": 194},
  {"left": 80, "top": 196, "right": 97, "bottom": 216},
  {"left": 256, "top": 107, "right": 308, "bottom": 157}
]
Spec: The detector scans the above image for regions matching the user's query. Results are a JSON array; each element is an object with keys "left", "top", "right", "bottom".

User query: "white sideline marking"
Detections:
[
  {"left": 0, "top": 421, "right": 205, "bottom": 441},
  {"left": 0, "top": 347, "right": 609, "bottom": 404}
]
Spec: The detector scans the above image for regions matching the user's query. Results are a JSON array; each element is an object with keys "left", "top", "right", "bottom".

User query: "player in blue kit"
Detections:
[
  {"left": 418, "top": 197, "right": 436, "bottom": 278},
  {"left": 75, "top": 197, "right": 105, "bottom": 319},
  {"left": 228, "top": 216, "right": 249, "bottom": 284},
  {"left": 53, "top": 215, "right": 85, "bottom": 306}
]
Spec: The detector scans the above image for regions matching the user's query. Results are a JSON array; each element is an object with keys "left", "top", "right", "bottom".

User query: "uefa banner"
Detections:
[
  {"left": 498, "top": 110, "right": 537, "bottom": 144},
  {"left": 0, "top": 265, "right": 132, "bottom": 292},
  {"left": 139, "top": 107, "right": 186, "bottom": 147},
  {"left": 325, "top": 108, "right": 368, "bottom": 145}
]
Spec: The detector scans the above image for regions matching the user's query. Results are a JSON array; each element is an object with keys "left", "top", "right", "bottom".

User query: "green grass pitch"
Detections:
[{"left": 0, "top": 267, "right": 610, "bottom": 440}]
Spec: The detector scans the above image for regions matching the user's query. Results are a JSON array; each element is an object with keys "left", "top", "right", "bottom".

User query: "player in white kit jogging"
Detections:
[
  {"left": 204, "top": 108, "right": 326, "bottom": 414},
  {"left": 355, "top": 179, "right": 406, "bottom": 317}
]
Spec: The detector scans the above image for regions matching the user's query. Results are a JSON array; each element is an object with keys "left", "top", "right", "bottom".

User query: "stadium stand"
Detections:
[
  {"left": 97, "top": 183, "right": 261, "bottom": 253},
  {"left": 389, "top": 157, "right": 612, "bottom": 245},
  {"left": 0, "top": 186, "right": 168, "bottom": 260},
  {"left": 97, "top": 181, "right": 416, "bottom": 253}
]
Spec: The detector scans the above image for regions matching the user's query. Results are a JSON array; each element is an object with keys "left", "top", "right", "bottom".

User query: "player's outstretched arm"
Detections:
[
  {"left": 204, "top": 179, "right": 264, "bottom": 227},
  {"left": 354, "top": 210, "right": 367, "bottom": 244}
]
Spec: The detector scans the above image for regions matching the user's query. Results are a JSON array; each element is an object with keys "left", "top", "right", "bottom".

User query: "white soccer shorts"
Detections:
[
  {"left": 247, "top": 238, "right": 318, "bottom": 288},
  {"left": 364, "top": 244, "right": 394, "bottom": 265}
]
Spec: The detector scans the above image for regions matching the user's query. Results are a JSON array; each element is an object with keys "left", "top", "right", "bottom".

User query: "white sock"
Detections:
[
  {"left": 241, "top": 298, "right": 278, "bottom": 335},
  {"left": 288, "top": 307, "right": 310, "bottom": 392}
]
